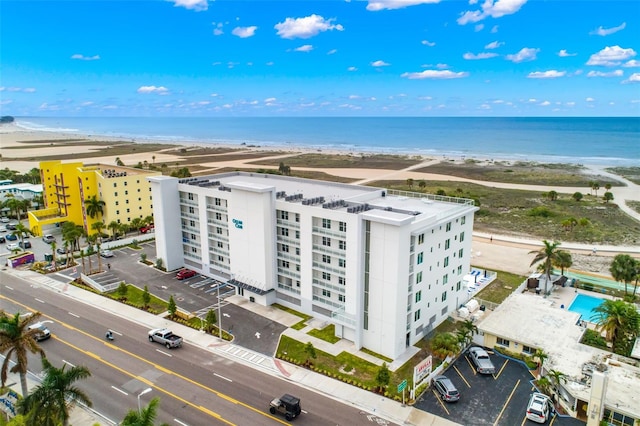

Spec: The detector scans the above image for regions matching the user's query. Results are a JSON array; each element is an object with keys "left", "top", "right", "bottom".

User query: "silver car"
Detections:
[{"left": 432, "top": 375, "right": 460, "bottom": 402}]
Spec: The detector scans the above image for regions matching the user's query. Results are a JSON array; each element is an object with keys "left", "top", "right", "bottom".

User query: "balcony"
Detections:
[{"left": 331, "top": 307, "right": 356, "bottom": 327}]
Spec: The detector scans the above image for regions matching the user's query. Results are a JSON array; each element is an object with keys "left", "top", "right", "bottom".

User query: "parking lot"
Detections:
[{"left": 415, "top": 348, "right": 585, "bottom": 426}]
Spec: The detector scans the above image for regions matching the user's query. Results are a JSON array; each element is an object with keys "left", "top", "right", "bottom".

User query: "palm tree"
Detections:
[
  {"left": 121, "top": 397, "right": 166, "bottom": 426},
  {"left": 529, "top": 240, "right": 562, "bottom": 293},
  {"left": 610, "top": 254, "right": 637, "bottom": 296},
  {"left": 534, "top": 348, "right": 548, "bottom": 376},
  {"left": 12, "top": 223, "right": 33, "bottom": 248},
  {"left": 84, "top": 195, "right": 105, "bottom": 220},
  {"left": 19, "top": 357, "right": 92, "bottom": 426},
  {"left": 131, "top": 217, "right": 144, "bottom": 234},
  {"left": 84, "top": 233, "right": 97, "bottom": 274},
  {"left": 406, "top": 178, "right": 414, "bottom": 189},
  {"left": 456, "top": 320, "right": 478, "bottom": 347},
  {"left": 91, "top": 221, "right": 106, "bottom": 240},
  {"left": 552, "top": 250, "right": 573, "bottom": 275},
  {"left": 0, "top": 311, "right": 46, "bottom": 397},
  {"left": 592, "top": 299, "right": 631, "bottom": 351},
  {"left": 431, "top": 332, "right": 460, "bottom": 359},
  {"left": 3, "top": 196, "right": 21, "bottom": 219},
  {"left": 591, "top": 182, "right": 600, "bottom": 197},
  {"left": 108, "top": 220, "right": 120, "bottom": 240},
  {"left": 546, "top": 369, "right": 567, "bottom": 392}
]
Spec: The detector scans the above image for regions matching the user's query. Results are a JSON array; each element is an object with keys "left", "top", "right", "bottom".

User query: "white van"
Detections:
[{"left": 28, "top": 322, "right": 51, "bottom": 341}]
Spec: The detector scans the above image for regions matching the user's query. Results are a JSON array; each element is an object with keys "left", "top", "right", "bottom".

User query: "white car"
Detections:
[
  {"left": 0, "top": 217, "right": 9, "bottom": 223},
  {"left": 28, "top": 322, "right": 51, "bottom": 341},
  {"left": 100, "top": 249, "right": 115, "bottom": 258},
  {"left": 526, "top": 392, "right": 553, "bottom": 423},
  {"left": 6, "top": 243, "right": 19, "bottom": 251}
]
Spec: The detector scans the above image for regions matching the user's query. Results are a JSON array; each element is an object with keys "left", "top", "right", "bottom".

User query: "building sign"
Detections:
[
  {"left": 232, "top": 219, "right": 243, "bottom": 229},
  {"left": 0, "top": 389, "right": 18, "bottom": 417},
  {"left": 413, "top": 355, "right": 432, "bottom": 385}
]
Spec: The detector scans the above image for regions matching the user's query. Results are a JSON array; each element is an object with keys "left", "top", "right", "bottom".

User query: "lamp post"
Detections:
[
  {"left": 218, "top": 280, "right": 223, "bottom": 338},
  {"left": 137, "top": 387, "right": 152, "bottom": 413}
]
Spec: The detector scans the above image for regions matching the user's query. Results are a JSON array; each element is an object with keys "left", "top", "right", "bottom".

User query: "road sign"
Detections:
[{"left": 397, "top": 379, "right": 407, "bottom": 393}]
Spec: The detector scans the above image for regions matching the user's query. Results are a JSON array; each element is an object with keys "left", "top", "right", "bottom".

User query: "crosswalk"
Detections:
[{"left": 215, "top": 343, "right": 276, "bottom": 372}]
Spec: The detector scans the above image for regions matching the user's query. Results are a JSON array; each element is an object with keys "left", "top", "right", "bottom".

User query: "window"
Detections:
[
  {"left": 458, "top": 248, "right": 464, "bottom": 258},
  {"left": 445, "top": 239, "right": 450, "bottom": 250},
  {"left": 460, "top": 231, "right": 465, "bottom": 242},
  {"left": 338, "top": 294, "right": 345, "bottom": 302},
  {"left": 322, "top": 218, "right": 331, "bottom": 229},
  {"left": 416, "top": 272, "right": 422, "bottom": 284},
  {"left": 446, "top": 222, "right": 451, "bottom": 232},
  {"left": 216, "top": 227, "right": 222, "bottom": 235},
  {"left": 191, "top": 247, "right": 197, "bottom": 253},
  {"left": 126, "top": 208, "right": 130, "bottom": 213},
  {"left": 339, "top": 258, "right": 346, "bottom": 268},
  {"left": 125, "top": 200, "right": 129, "bottom": 204},
  {"left": 461, "top": 216, "right": 466, "bottom": 225},
  {"left": 190, "top": 220, "right": 195, "bottom": 227},
  {"left": 295, "top": 230, "right": 300, "bottom": 239},
  {"left": 281, "top": 228, "right": 289, "bottom": 237},
  {"left": 322, "top": 289, "right": 331, "bottom": 297},
  {"left": 322, "top": 236, "right": 331, "bottom": 247},
  {"left": 124, "top": 181, "right": 128, "bottom": 186},
  {"left": 280, "top": 211, "right": 289, "bottom": 220},
  {"left": 282, "top": 244, "right": 289, "bottom": 253},
  {"left": 217, "top": 241, "right": 223, "bottom": 248},
  {"left": 191, "top": 233, "right": 196, "bottom": 240},
  {"left": 280, "top": 260, "right": 290, "bottom": 268},
  {"left": 456, "top": 281, "right": 461, "bottom": 291},
  {"left": 295, "top": 247, "right": 300, "bottom": 255},
  {"left": 339, "top": 240, "right": 346, "bottom": 250},
  {"left": 417, "top": 252, "right": 424, "bottom": 264},
  {"left": 339, "top": 221, "right": 347, "bottom": 232},
  {"left": 443, "top": 274, "right": 449, "bottom": 284},
  {"left": 322, "top": 254, "right": 331, "bottom": 264},
  {"left": 444, "top": 256, "right": 449, "bottom": 267},
  {"left": 338, "top": 277, "right": 346, "bottom": 285},
  {"left": 414, "top": 309, "right": 421, "bottom": 321},
  {"left": 124, "top": 190, "right": 128, "bottom": 195},
  {"left": 189, "top": 206, "right": 195, "bottom": 214},
  {"left": 322, "top": 272, "right": 331, "bottom": 281},
  {"left": 113, "top": 184, "right": 117, "bottom": 188},
  {"left": 215, "top": 198, "right": 221, "bottom": 206},
  {"left": 115, "top": 201, "right": 119, "bottom": 206},
  {"left": 218, "top": 255, "right": 224, "bottom": 262},
  {"left": 216, "top": 212, "right": 222, "bottom": 220},
  {"left": 415, "top": 291, "right": 422, "bottom": 303},
  {"left": 458, "top": 265, "right": 463, "bottom": 275},
  {"left": 114, "top": 191, "right": 118, "bottom": 196},
  {"left": 441, "top": 291, "right": 447, "bottom": 301},
  {"left": 522, "top": 345, "right": 534, "bottom": 355},
  {"left": 188, "top": 193, "right": 194, "bottom": 200},
  {"left": 497, "top": 337, "right": 510, "bottom": 347}
]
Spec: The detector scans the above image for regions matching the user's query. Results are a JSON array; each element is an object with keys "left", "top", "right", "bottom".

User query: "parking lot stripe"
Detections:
[
  {"left": 493, "top": 359, "right": 509, "bottom": 380},
  {"left": 493, "top": 378, "right": 520, "bottom": 426},
  {"left": 432, "top": 389, "right": 450, "bottom": 415},
  {"left": 464, "top": 355, "right": 477, "bottom": 375},
  {"left": 453, "top": 365, "right": 471, "bottom": 388}
]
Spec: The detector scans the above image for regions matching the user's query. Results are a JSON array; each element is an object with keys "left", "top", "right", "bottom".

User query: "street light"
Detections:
[
  {"left": 137, "top": 387, "right": 152, "bottom": 413},
  {"left": 218, "top": 280, "right": 223, "bottom": 338}
]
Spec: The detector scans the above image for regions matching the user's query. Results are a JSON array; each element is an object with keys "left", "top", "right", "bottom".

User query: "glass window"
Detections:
[
  {"left": 322, "top": 289, "right": 331, "bottom": 297},
  {"left": 414, "top": 309, "right": 421, "bottom": 321},
  {"left": 417, "top": 252, "right": 423, "bottom": 264},
  {"left": 418, "top": 233, "right": 424, "bottom": 244},
  {"left": 446, "top": 222, "right": 451, "bottom": 232},
  {"left": 441, "top": 291, "right": 447, "bottom": 301},
  {"left": 445, "top": 239, "right": 450, "bottom": 250},
  {"left": 322, "top": 254, "right": 331, "bottom": 263},
  {"left": 322, "top": 236, "right": 331, "bottom": 247},
  {"left": 339, "top": 277, "right": 346, "bottom": 285},
  {"left": 339, "top": 240, "right": 346, "bottom": 250},
  {"left": 338, "top": 294, "right": 345, "bottom": 302},
  {"left": 416, "top": 272, "right": 422, "bottom": 284},
  {"left": 460, "top": 231, "right": 465, "bottom": 242},
  {"left": 339, "top": 221, "right": 347, "bottom": 232},
  {"left": 497, "top": 337, "right": 510, "bottom": 347},
  {"left": 322, "top": 218, "right": 331, "bottom": 229},
  {"left": 339, "top": 258, "right": 346, "bottom": 268},
  {"left": 415, "top": 291, "right": 422, "bottom": 302},
  {"left": 322, "top": 272, "right": 331, "bottom": 280}
]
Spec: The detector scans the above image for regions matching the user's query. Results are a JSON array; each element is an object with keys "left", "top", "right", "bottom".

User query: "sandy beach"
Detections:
[{"left": 2, "top": 124, "right": 639, "bottom": 277}]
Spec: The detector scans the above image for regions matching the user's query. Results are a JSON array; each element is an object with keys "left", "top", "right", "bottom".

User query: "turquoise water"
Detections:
[{"left": 568, "top": 294, "right": 605, "bottom": 322}]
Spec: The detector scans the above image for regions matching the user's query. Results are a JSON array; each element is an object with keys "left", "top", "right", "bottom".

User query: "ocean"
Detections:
[{"left": 14, "top": 116, "right": 640, "bottom": 166}]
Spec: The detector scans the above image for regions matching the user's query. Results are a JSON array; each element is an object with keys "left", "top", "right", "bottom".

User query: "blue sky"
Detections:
[{"left": 1, "top": 0, "right": 639, "bottom": 117}]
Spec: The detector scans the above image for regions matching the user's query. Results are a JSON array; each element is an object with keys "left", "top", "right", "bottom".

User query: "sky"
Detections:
[{"left": 1, "top": 0, "right": 640, "bottom": 117}]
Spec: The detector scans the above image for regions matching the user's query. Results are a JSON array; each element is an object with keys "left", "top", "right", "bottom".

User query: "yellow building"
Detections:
[{"left": 29, "top": 161, "right": 161, "bottom": 236}]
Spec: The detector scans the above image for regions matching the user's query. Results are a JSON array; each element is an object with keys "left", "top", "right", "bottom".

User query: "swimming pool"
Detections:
[{"left": 568, "top": 294, "right": 605, "bottom": 322}]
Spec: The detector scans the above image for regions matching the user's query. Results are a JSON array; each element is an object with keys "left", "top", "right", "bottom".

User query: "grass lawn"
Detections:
[
  {"left": 473, "top": 270, "right": 526, "bottom": 304},
  {"left": 248, "top": 153, "right": 423, "bottom": 170},
  {"left": 308, "top": 324, "right": 340, "bottom": 344}
]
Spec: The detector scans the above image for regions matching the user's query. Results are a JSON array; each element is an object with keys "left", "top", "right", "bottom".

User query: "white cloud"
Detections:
[
  {"left": 274, "top": 15, "right": 343, "bottom": 39},
  {"left": 347, "top": 66, "right": 358, "bottom": 72},
  {"left": 71, "top": 54, "right": 100, "bottom": 61},
  {"left": 590, "top": 22, "right": 626, "bottom": 36},
  {"left": 566, "top": 102, "right": 575, "bottom": 106},
  {"left": 490, "top": 25, "right": 499, "bottom": 33},
  {"left": 623, "top": 59, "right": 640, "bottom": 68},
  {"left": 436, "top": 63, "right": 449, "bottom": 69},
  {"left": 463, "top": 52, "right": 498, "bottom": 60},
  {"left": 80, "top": 101, "right": 94, "bottom": 106},
  {"left": 587, "top": 70, "right": 623, "bottom": 77},
  {"left": 371, "top": 60, "right": 390, "bottom": 67},
  {"left": 348, "top": 95, "right": 360, "bottom": 99},
  {"left": 586, "top": 45, "right": 636, "bottom": 66},
  {"left": 266, "top": 61, "right": 274, "bottom": 66},
  {"left": 585, "top": 97, "right": 595, "bottom": 102},
  {"left": 557, "top": 49, "right": 576, "bottom": 57},
  {"left": 1, "top": 87, "right": 36, "bottom": 93},
  {"left": 401, "top": 70, "right": 469, "bottom": 79},
  {"left": 485, "top": 41, "right": 503, "bottom": 49},
  {"left": 458, "top": 0, "right": 528, "bottom": 25},
  {"left": 474, "top": 24, "right": 484, "bottom": 32},
  {"left": 623, "top": 73, "right": 640, "bottom": 83},
  {"left": 172, "top": 0, "right": 208, "bottom": 12},
  {"left": 539, "top": 100, "right": 551, "bottom": 106},
  {"left": 527, "top": 98, "right": 537, "bottom": 103},
  {"left": 137, "top": 86, "right": 169, "bottom": 94},
  {"left": 505, "top": 47, "right": 539, "bottom": 63},
  {"left": 527, "top": 70, "right": 566, "bottom": 79},
  {"left": 294, "top": 44, "right": 314, "bottom": 52},
  {"left": 327, "top": 49, "right": 338, "bottom": 55},
  {"left": 213, "top": 28, "right": 223, "bottom": 36},
  {"left": 264, "top": 97, "right": 277, "bottom": 103},
  {"left": 231, "top": 26, "right": 257, "bottom": 38},
  {"left": 421, "top": 40, "right": 436, "bottom": 47},
  {"left": 366, "top": 0, "right": 440, "bottom": 12}
]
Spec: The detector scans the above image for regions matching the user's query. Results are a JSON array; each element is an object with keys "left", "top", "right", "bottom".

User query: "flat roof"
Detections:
[
  {"left": 178, "top": 172, "right": 476, "bottom": 222},
  {"left": 478, "top": 293, "right": 640, "bottom": 417}
]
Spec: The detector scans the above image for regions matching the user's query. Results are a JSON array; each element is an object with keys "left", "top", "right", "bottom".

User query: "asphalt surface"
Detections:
[{"left": 415, "top": 349, "right": 585, "bottom": 426}]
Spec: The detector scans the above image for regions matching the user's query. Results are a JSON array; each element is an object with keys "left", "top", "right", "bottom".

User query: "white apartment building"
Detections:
[{"left": 148, "top": 172, "right": 478, "bottom": 360}]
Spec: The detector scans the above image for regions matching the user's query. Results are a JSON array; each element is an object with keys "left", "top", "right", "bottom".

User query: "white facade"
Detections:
[{"left": 149, "top": 172, "right": 477, "bottom": 360}]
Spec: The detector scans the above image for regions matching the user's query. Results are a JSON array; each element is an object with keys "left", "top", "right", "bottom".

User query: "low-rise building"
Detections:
[
  {"left": 29, "top": 160, "right": 159, "bottom": 236},
  {"left": 477, "top": 292, "right": 639, "bottom": 426},
  {"left": 149, "top": 171, "right": 478, "bottom": 360}
]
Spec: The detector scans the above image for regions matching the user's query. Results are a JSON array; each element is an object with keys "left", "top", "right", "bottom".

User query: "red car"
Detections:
[
  {"left": 140, "top": 224, "right": 155, "bottom": 234},
  {"left": 176, "top": 269, "right": 197, "bottom": 280}
]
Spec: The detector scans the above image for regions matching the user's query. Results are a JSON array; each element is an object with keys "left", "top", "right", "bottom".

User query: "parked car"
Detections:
[
  {"left": 6, "top": 243, "right": 19, "bottom": 251},
  {"left": 0, "top": 225, "right": 6, "bottom": 232},
  {"left": 468, "top": 347, "right": 496, "bottom": 375},
  {"left": 0, "top": 217, "right": 9, "bottom": 223},
  {"left": 6, "top": 224, "right": 17, "bottom": 230},
  {"left": 100, "top": 249, "right": 115, "bottom": 258},
  {"left": 176, "top": 269, "right": 197, "bottom": 280},
  {"left": 526, "top": 392, "right": 553, "bottom": 423},
  {"left": 432, "top": 375, "right": 460, "bottom": 402},
  {"left": 6, "top": 233, "right": 17, "bottom": 241},
  {"left": 56, "top": 247, "right": 67, "bottom": 255},
  {"left": 269, "top": 394, "right": 301, "bottom": 421},
  {"left": 28, "top": 322, "right": 51, "bottom": 342},
  {"left": 42, "top": 234, "right": 56, "bottom": 244},
  {"left": 0, "top": 236, "right": 4, "bottom": 244},
  {"left": 139, "top": 224, "right": 154, "bottom": 233},
  {"left": 19, "top": 240, "right": 32, "bottom": 249}
]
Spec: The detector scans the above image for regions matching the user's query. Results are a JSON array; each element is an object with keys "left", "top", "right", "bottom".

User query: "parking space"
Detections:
[{"left": 415, "top": 349, "right": 585, "bottom": 426}]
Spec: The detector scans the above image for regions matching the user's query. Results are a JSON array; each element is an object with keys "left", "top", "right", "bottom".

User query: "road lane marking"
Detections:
[
  {"left": 464, "top": 355, "right": 477, "bottom": 375},
  {"left": 494, "top": 359, "right": 509, "bottom": 380},
  {"left": 432, "top": 389, "right": 450, "bottom": 415},
  {"left": 63, "top": 359, "right": 76, "bottom": 368},
  {"left": 174, "top": 419, "right": 189, "bottom": 426},
  {"left": 69, "top": 312, "right": 80, "bottom": 318},
  {"left": 1, "top": 293, "right": 290, "bottom": 425},
  {"left": 35, "top": 298, "right": 45, "bottom": 303},
  {"left": 493, "top": 379, "right": 520, "bottom": 426},
  {"left": 156, "top": 349, "right": 173, "bottom": 357},
  {"left": 453, "top": 365, "right": 471, "bottom": 388},
  {"left": 214, "top": 373, "right": 232, "bottom": 382},
  {"left": 5, "top": 286, "right": 13, "bottom": 290},
  {"left": 112, "top": 386, "right": 128, "bottom": 395}
]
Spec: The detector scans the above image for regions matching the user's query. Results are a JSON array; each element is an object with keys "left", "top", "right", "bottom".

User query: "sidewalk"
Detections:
[{"left": 6, "top": 267, "right": 460, "bottom": 426}]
